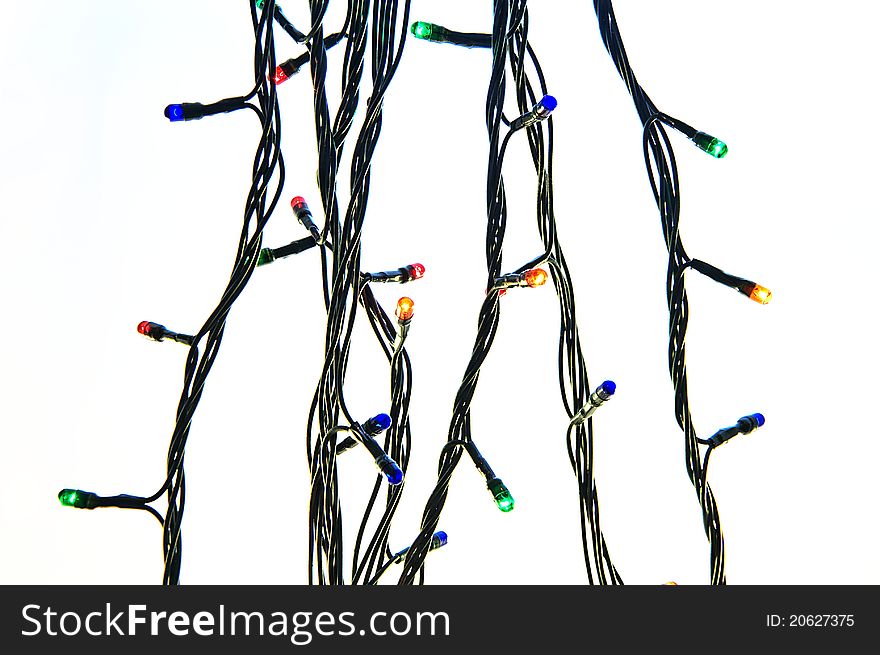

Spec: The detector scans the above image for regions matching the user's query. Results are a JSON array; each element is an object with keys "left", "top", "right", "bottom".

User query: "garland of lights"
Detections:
[
  {"left": 591, "top": 0, "right": 769, "bottom": 584},
  {"left": 58, "top": 0, "right": 769, "bottom": 586}
]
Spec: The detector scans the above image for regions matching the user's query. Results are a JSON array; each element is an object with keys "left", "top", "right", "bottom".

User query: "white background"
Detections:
[{"left": 1, "top": 0, "right": 877, "bottom": 585}]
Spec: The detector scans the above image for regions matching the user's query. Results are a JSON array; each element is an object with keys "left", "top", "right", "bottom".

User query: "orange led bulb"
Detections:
[
  {"left": 396, "top": 297, "right": 415, "bottom": 321},
  {"left": 523, "top": 268, "right": 548, "bottom": 288},
  {"left": 749, "top": 284, "right": 772, "bottom": 305}
]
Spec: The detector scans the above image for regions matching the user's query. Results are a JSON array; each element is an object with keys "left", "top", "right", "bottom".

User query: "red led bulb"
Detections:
[
  {"left": 291, "top": 196, "right": 308, "bottom": 212},
  {"left": 272, "top": 66, "right": 289, "bottom": 85},
  {"left": 396, "top": 297, "right": 415, "bottom": 321},
  {"left": 137, "top": 321, "right": 169, "bottom": 342},
  {"left": 408, "top": 263, "right": 425, "bottom": 280}
]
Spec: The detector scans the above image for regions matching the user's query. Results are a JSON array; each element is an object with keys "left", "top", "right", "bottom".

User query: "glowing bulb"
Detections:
[
  {"left": 376, "top": 454, "right": 404, "bottom": 485},
  {"left": 272, "top": 66, "right": 289, "bottom": 85},
  {"left": 533, "top": 95, "right": 558, "bottom": 121},
  {"left": 524, "top": 268, "right": 548, "bottom": 288},
  {"left": 137, "top": 321, "right": 168, "bottom": 341},
  {"left": 749, "top": 284, "right": 772, "bottom": 305},
  {"left": 431, "top": 531, "right": 448, "bottom": 549},
  {"left": 663, "top": 582, "right": 678, "bottom": 586},
  {"left": 600, "top": 380, "right": 616, "bottom": 396},
  {"left": 58, "top": 489, "right": 80, "bottom": 507},
  {"left": 487, "top": 478, "right": 514, "bottom": 512},
  {"left": 164, "top": 104, "right": 185, "bottom": 122},
  {"left": 364, "top": 413, "right": 392, "bottom": 436},
  {"left": 410, "top": 21, "right": 434, "bottom": 40},
  {"left": 494, "top": 491, "right": 514, "bottom": 512},
  {"left": 396, "top": 297, "right": 415, "bottom": 321},
  {"left": 539, "top": 95, "right": 558, "bottom": 113},
  {"left": 58, "top": 489, "right": 97, "bottom": 509},
  {"left": 708, "top": 140, "right": 728, "bottom": 158},
  {"left": 691, "top": 131, "right": 728, "bottom": 159},
  {"left": 408, "top": 263, "right": 425, "bottom": 280}
]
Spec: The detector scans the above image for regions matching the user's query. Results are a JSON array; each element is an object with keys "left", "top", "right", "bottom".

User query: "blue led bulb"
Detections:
[
  {"left": 373, "top": 413, "right": 392, "bottom": 431},
  {"left": 164, "top": 104, "right": 185, "bottom": 122},
  {"left": 432, "top": 531, "right": 448, "bottom": 548},
  {"left": 600, "top": 380, "right": 616, "bottom": 396},
  {"left": 511, "top": 94, "right": 558, "bottom": 131},
  {"left": 363, "top": 413, "right": 392, "bottom": 436},
  {"left": 375, "top": 454, "right": 404, "bottom": 485},
  {"left": 736, "top": 413, "right": 765, "bottom": 435},
  {"left": 533, "top": 95, "right": 557, "bottom": 122},
  {"left": 709, "top": 412, "right": 766, "bottom": 447},
  {"left": 539, "top": 94, "right": 557, "bottom": 112}
]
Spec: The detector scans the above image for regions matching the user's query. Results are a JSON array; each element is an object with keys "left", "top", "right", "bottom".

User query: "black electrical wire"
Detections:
[
  {"left": 63, "top": 0, "right": 289, "bottom": 584},
  {"left": 61, "top": 0, "right": 766, "bottom": 588},
  {"left": 398, "top": 1, "right": 622, "bottom": 586},
  {"left": 304, "top": 0, "right": 416, "bottom": 586},
  {"left": 590, "top": 0, "right": 769, "bottom": 584}
]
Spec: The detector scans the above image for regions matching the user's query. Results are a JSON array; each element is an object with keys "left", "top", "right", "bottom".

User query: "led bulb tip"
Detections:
[
  {"left": 434, "top": 531, "right": 448, "bottom": 546},
  {"left": 396, "top": 297, "right": 415, "bottom": 321},
  {"left": 58, "top": 489, "right": 78, "bottom": 507},
  {"left": 540, "top": 95, "right": 557, "bottom": 112},
  {"left": 410, "top": 263, "right": 426, "bottom": 279},
  {"left": 385, "top": 465, "right": 404, "bottom": 486},
  {"left": 496, "top": 496, "right": 514, "bottom": 512},
  {"left": 363, "top": 413, "right": 392, "bottom": 436},
  {"left": 692, "top": 131, "right": 728, "bottom": 158},
  {"left": 487, "top": 478, "right": 515, "bottom": 512},
  {"left": 272, "top": 66, "right": 289, "bottom": 85},
  {"left": 411, "top": 21, "right": 433, "bottom": 40},
  {"left": 751, "top": 413, "right": 765, "bottom": 428},
  {"left": 600, "top": 380, "right": 616, "bottom": 396},
  {"left": 524, "top": 268, "right": 548, "bottom": 288},
  {"left": 375, "top": 454, "right": 404, "bottom": 485},
  {"left": 291, "top": 196, "right": 307, "bottom": 209},
  {"left": 711, "top": 140, "right": 728, "bottom": 158},
  {"left": 372, "top": 413, "right": 392, "bottom": 432},
  {"left": 164, "top": 104, "right": 184, "bottom": 122},
  {"left": 58, "top": 488, "right": 96, "bottom": 509},
  {"left": 749, "top": 284, "right": 772, "bottom": 305},
  {"left": 137, "top": 321, "right": 152, "bottom": 336}
]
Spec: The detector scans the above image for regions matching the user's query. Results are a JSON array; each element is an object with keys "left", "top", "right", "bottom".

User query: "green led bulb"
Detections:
[
  {"left": 487, "top": 478, "right": 515, "bottom": 512},
  {"left": 691, "top": 131, "right": 728, "bottom": 159},
  {"left": 410, "top": 21, "right": 448, "bottom": 43},
  {"left": 255, "top": 0, "right": 265, "bottom": 10},
  {"left": 411, "top": 21, "right": 433, "bottom": 39},
  {"left": 58, "top": 489, "right": 98, "bottom": 509},
  {"left": 256, "top": 248, "right": 275, "bottom": 267}
]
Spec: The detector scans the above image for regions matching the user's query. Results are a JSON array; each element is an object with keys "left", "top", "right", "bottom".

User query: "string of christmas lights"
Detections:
[
  {"left": 59, "top": 0, "right": 287, "bottom": 584},
  {"left": 398, "top": 0, "right": 621, "bottom": 586},
  {"left": 591, "top": 0, "right": 769, "bottom": 584},
  {"left": 57, "top": 0, "right": 770, "bottom": 586}
]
